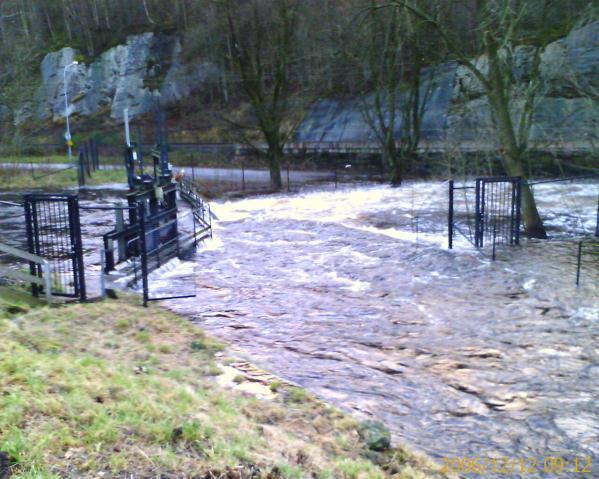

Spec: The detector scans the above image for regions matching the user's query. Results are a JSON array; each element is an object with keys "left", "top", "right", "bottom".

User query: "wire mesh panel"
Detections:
[
  {"left": 23, "top": 194, "right": 86, "bottom": 300},
  {"left": 476, "top": 177, "right": 522, "bottom": 248},
  {"left": 449, "top": 177, "right": 521, "bottom": 252}
]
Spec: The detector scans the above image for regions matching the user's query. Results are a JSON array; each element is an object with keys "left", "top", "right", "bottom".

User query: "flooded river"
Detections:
[
  {"left": 1, "top": 181, "right": 598, "bottom": 477},
  {"left": 159, "top": 181, "right": 598, "bottom": 478}
]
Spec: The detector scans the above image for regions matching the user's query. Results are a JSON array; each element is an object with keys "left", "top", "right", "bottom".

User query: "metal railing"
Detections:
[{"left": 0, "top": 242, "right": 53, "bottom": 304}]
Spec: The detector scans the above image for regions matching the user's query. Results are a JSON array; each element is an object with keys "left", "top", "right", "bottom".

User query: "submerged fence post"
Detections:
[
  {"left": 448, "top": 180, "right": 454, "bottom": 249},
  {"left": 576, "top": 241, "right": 583, "bottom": 286},
  {"left": 515, "top": 177, "right": 522, "bottom": 245},
  {"left": 475, "top": 179, "right": 481, "bottom": 247}
]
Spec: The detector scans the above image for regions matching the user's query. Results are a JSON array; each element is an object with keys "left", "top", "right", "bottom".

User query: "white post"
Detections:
[
  {"left": 43, "top": 261, "right": 52, "bottom": 305},
  {"left": 63, "top": 61, "right": 79, "bottom": 164}
]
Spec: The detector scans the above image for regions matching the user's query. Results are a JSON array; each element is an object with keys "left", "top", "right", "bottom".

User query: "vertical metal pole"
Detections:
[
  {"left": 115, "top": 209, "right": 125, "bottom": 262},
  {"left": 70, "top": 196, "right": 86, "bottom": 301},
  {"left": 286, "top": 162, "right": 290, "bottom": 192},
  {"left": 193, "top": 206, "right": 198, "bottom": 249},
  {"left": 576, "top": 241, "right": 583, "bottom": 286},
  {"left": 138, "top": 203, "right": 149, "bottom": 307},
  {"left": 475, "top": 179, "right": 481, "bottom": 247},
  {"left": 448, "top": 180, "right": 454, "bottom": 249},
  {"left": 103, "top": 236, "right": 114, "bottom": 273},
  {"left": 24, "top": 198, "right": 38, "bottom": 297},
  {"left": 515, "top": 177, "right": 522, "bottom": 246}
]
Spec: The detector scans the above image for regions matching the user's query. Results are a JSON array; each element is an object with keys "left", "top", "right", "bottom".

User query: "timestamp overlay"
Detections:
[{"left": 438, "top": 455, "right": 593, "bottom": 478}]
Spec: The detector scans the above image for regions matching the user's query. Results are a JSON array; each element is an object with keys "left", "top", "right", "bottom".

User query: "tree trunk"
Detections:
[
  {"left": 383, "top": 138, "right": 402, "bottom": 186},
  {"left": 487, "top": 89, "right": 547, "bottom": 239},
  {"left": 267, "top": 146, "right": 283, "bottom": 190}
]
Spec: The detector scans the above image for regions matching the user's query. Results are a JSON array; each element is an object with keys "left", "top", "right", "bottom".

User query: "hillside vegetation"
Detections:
[{"left": 0, "top": 290, "right": 443, "bottom": 478}]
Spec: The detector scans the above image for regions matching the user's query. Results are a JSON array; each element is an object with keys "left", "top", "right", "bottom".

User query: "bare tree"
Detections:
[
  {"left": 221, "top": 0, "right": 299, "bottom": 190},
  {"left": 358, "top": 1, "right": 438, "bottom": 185},
  {"left": 391, "top": 0, "right": 569, "bottom": 238}
]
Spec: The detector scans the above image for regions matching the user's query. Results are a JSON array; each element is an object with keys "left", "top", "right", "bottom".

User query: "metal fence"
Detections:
[
  {"left": 448, "top": 176, "right": 522, "bottom": 257},
  {"left": 23, "top": 194, "right": 86, "bottom": 301}
]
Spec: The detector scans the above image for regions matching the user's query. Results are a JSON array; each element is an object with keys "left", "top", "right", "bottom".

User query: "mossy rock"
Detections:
[{"left": 357, "top": 420, "right": 391, "bottom": 452}]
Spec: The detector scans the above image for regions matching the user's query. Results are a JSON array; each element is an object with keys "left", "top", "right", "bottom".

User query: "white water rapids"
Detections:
[{"left": 150, "top": 181, "right": 598, "bottom": 477}]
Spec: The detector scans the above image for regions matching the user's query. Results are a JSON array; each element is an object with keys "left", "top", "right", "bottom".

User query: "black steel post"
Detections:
[
  {"left": 448, "top": 180, "right": 454, "bottom": 249},
  {"left": 138, "top": 203, "right": 149, "bottom": 307},
  {"left": 23, "top": 198, "right": 39, "bottom": 297},
  {"left": 287, "top": 162, "right": 290, "bottom": 192},
  {"left": 30, "top": 200, "right": 42, "bottom": 296},
  {"left": 103, "top": 235, "right": 114, "bottom": 273},
  {"left": 515, "top": 177, "right": 522, "bottom": 246},
  {"left": 475, "top": 179, "right": 481, "bottom": 247},
  {"left": 70, "top": 196, "right": 86, "bottom": 301},
  {"left": 576, "top": 240, "right": 583, "bottom": 286}
]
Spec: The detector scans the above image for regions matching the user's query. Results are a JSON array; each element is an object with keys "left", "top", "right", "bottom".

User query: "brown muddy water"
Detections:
[
  {"left": 157, "top": 181, "right": 598, "bottom": 478},
  {"left": 1, "top": 181, "right": 597, "bottom": 478}
]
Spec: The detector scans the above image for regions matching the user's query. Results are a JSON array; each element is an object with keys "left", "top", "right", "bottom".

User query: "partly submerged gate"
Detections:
[
  {"left": 23, "top": 194, "right": 86, "bottom": 300},
  {"left": 449, "top": 177, "right": 522, "bottom": 253},
  {"left": 475, "top": 177, "right": 522, "bottom": 248}
]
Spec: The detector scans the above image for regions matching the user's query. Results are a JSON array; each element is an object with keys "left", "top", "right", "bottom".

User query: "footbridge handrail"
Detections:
[{"left": 0, "top": 242, "right": 53, "bottom": 304}]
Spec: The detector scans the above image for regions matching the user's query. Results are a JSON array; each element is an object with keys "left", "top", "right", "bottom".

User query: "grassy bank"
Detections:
[
  {"left": 0, "top": 167, "right": 126, "bottom": 190},
  {"left": 0, "top": 290, "right": 440, "bottom": 478}
]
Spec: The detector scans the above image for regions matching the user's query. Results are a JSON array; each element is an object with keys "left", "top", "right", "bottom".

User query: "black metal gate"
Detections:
[
  {"left": 23, "top": 194, "right": 86, "bottom": 300},
  {"left": 475, "top": 177, "right": 522, "bottom": 248},
  {"left": 449, "top": 177, "right": 521, "bottom": 254}
]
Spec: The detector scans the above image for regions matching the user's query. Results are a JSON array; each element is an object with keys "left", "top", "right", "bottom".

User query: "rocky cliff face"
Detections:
[
  {"left": 18, "top": 20, "right": 599, "bottom": 149},
  {"left": 23, "top": 32, "right": 217, "bottom": 124},
  {"left": 296, "top": 21, "right": 599, "bottom": 148}
]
